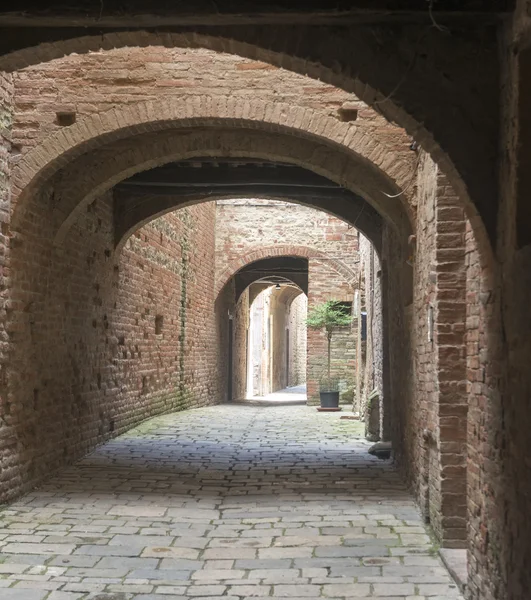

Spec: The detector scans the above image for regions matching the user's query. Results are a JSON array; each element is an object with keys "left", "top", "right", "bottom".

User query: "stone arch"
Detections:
[
  {"left": 215, "top": 244, "right": 357, "bottom": 298},
  {"left": 0, "top": 28, "right": 497, "bottom": 250}
]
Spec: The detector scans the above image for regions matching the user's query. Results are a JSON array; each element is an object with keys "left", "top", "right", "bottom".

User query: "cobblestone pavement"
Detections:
[{"left": 0, "top": 405, "right": 464, "bottom": 599}]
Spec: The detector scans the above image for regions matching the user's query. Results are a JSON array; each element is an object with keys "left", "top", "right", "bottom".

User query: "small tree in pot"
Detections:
[{"left": 306, "top": 300, "right": 353, "bottom": 408}]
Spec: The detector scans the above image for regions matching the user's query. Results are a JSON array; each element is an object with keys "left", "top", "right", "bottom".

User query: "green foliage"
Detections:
[
  {"left": 307, "top": 300, "right": 353, "bottom": 383},
  {"left": 319, "top": 376, "right": 340, "bottom": 392},
  {"left": 306, "top": 300, "right": 353, "bottom": 333}
]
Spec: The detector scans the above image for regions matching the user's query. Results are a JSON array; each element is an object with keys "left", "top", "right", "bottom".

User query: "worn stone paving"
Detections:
[{"left": 0, "top": 405, "right": 464, "bottom": 599}]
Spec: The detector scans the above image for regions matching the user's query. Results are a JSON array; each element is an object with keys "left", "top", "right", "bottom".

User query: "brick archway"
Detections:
[
  {"left": 0, "top": 27, "right": 497, "bottom": 248},
  {"left": 11, "top": 96, "right": 414, "bottom": 228},
  {"left": 215, "top": 244, "right": 356, "bottom": 299}
]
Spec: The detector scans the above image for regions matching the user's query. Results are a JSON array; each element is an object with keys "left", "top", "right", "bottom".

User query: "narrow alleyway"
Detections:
[
  {"left": 0, "top": 406, "right": 462, "bottom": 599},
  {"left": 243, "top": 385, "right": 307, "bottom": 405}
]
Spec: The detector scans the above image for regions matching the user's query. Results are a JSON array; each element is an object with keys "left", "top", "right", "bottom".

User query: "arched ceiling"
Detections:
[
  {"left": 232, "top": 256, "right": 308, "bottom": 302},
  {"left": 114, "top": 157, "right": 381, "bottom": 250}
]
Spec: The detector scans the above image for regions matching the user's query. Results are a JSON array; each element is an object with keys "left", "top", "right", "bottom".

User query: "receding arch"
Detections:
[{"left": 215, "top": 244, "right": 357, "bottom": 299}]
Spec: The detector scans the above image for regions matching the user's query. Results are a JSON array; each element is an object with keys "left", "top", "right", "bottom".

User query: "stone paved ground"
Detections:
[{"left": 0, "top": 405, "right": 464, "bottom": 600}]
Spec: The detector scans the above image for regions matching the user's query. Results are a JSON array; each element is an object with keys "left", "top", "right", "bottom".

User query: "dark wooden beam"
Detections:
[
  {"left": 117, "top": 164, "right": 342, "bottom": 189},
  {"left": 113, "top": 188, "right": 383, "bottom": 252},
  {"left": 0, "top": 2, "right": 513, "bottom": 28},
  {"left": 115, "top": 184, "right": 350, "bottom": 199},
  {"left": 234, "top": 256, "right": 309, "bottom": 300}
]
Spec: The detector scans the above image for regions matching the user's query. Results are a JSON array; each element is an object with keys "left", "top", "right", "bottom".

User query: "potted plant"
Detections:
[{"left": 306, "top": 300, "right": 353, "bottom": 409}]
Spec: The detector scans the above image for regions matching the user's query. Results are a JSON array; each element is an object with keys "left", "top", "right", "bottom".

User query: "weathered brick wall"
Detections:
[
  {"left": 465, "top": 8, "right": 528, "bottom": 598},
  {"left": 11, "top": 47, "right": 409, "bottom": 160},
  {"left": 2, "top": 190, "right": 218, "bottom": 502},
  {"left": 433, "top": 172, "right": 468, "bottom": 550},
  {"left": 464, "top": 215, "right": 503, "bottom": 598},
  {"left": 288, "top": 293, "right": 307, "bottom": 387},
  {"left": 215, "top": 199, "right": 359, "bottom": 283},
  {"left": 411, "top": 152, "right": 441, "bottom": 534},
  {"left": 382, "top": 224, "right": 414, "bottom": 474},
  {"left": 388, "top": 152, "right": 468, "bottom": 548}
]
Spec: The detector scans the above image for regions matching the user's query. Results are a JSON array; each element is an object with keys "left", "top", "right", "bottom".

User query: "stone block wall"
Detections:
[{"left": 2, "top": 190, "right": 218, "bottom": 503}]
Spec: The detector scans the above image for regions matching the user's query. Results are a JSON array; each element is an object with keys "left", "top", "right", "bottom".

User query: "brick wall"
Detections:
[
  {"left": 385, "top": 152, "right": 468, "bottom": 547},
  {"left": 383, "top": 224, "right": 415, "bottom": 480},
  {"left": 464, "top": 215, "right": 502, "bottom": 598},
  {"left": 2, "top": 188, "right": 218, "bottom": 502},
  {"left": 434, "top": 172, "right": 468, "bottom": 550},
  {"left": 411, "top": 152, "right": 441, "bottom": 534},
  {"left": 0, "top": 72, "right": 13, "bottom": 491},
  {"left": 215, "top": 199, "right": 359, "bottom": 284},
  {"left": 464, "top": 10, "right": 526, "bottom": 598},
  {"left": 11, "top": 47, "right": 409, "bottom": 161}
]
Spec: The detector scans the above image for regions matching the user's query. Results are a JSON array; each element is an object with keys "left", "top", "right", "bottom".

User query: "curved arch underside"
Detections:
[
  {"left": 230, "top": 256, "right": 309, "bottom": 303},
  {"left": 12, "top": 101, "right": 415, "bottom": 254},
  {"left": 59, "top": 124, "right": 394, "bottom": 252},
  {"left": 113, "top": 159, "right": 380, "bottom": 253}
]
